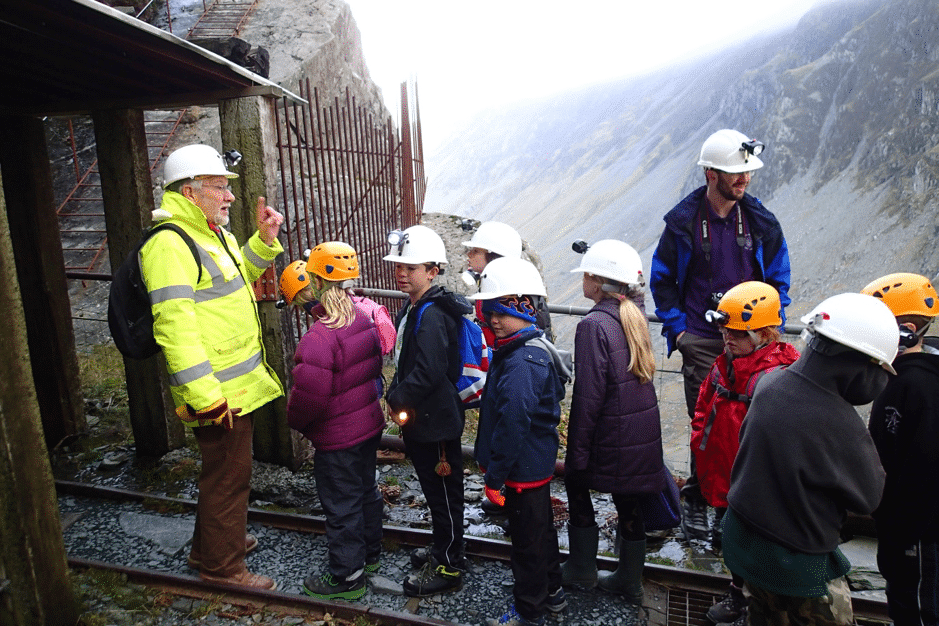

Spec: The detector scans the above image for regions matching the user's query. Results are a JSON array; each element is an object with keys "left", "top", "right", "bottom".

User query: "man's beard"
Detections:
[{"left": 717, "top": 177, "right": 745, "bottom": 202}]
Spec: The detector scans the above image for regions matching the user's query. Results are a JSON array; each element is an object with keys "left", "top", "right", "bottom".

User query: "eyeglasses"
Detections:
[{"left": 201, "top": 183, "right": 232, "bottom": 195}]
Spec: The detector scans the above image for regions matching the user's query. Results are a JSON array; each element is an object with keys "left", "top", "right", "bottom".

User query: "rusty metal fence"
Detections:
[{"left": 270, "top": 78, "right": 426, "bottom": 348}]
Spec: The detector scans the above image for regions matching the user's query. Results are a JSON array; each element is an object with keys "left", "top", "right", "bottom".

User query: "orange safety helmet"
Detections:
[
  {"left": 861, "top": 272, "right": 939, "bottom": 318},
  {"left": 278, "top": 260, "right": 311, "bottom": 306},
  {"left": 307, "top": 241, "right": 360, "bottom": 282},
  {"left": 709, "top": 281, "right": 782, "bottom": 331}
]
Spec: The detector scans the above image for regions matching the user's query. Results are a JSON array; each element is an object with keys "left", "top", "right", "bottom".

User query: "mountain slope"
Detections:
[{"left": 426, "top": 0, "right": 939, "bottom": 343}]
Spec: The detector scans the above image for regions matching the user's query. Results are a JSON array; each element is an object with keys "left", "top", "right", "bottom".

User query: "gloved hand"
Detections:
[
  {"left": 178, "top": 399, "right": 242, "bottom": 430},
  {"left": 485, "top": 485, "right": 506, "bottom": 507}
]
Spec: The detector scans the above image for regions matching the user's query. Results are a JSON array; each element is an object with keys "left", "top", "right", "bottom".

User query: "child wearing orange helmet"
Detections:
[
  {"left": 864, "top": 272, "right": 939, "bottom": 626},
  {"left": 692, "top": 281, "right": 799, "bottom": 626},
  {"left": 281, "top": 242, "right": 386, "bottom": 601}
]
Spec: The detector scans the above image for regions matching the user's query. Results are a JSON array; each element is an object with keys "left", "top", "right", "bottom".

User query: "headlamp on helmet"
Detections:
[
  {"left": 571, "top": 239, "right": 590, "bottom": 254},
  {"left": 705, "top": 309, "right": 730, "bottom": 326},
  {"left": 741, "top": 140, "right": 765, "bottom": 160},
  {"left": 223, "top": 149, "right": 242, "bottom": 168},
  {"left": 387, "top": 230, "right": 408, "bottom": 255}
]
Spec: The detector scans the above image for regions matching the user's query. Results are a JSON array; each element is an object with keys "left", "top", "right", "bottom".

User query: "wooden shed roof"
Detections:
[{"left": 0, "top": 0, "right": 303, "bottom": 116}]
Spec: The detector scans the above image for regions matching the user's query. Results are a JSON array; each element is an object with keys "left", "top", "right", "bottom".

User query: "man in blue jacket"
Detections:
[{"left": 649, "top": 129, "right": 791, "bottom": 543}]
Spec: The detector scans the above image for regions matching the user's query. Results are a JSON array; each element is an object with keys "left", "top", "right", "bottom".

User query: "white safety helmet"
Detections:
[
  {"left": 469, "top": 257, "right": 547, "bottom": 300},
  {"left": 697, "top": 129, "right": 765, "bottom": 174},
  {"left": 461, "top": 221, "right": 523, "bottom": 259},
  {"left": 382, "top": 225, "right": 448, "bottom": 266},
  {"left": 163, "top": 144, "right": 238, "bottom": 188},
  {"left": 800, "top": 292, "right": 900, "bottom": 375},
  {"left": 570, "top": 239, "right": 644, "bottom": 287}
]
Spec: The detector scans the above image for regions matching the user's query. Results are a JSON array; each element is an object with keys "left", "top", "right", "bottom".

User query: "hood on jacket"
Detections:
[
  {"left": 790, "top": 336, "right": 890, "bottom": 406},
  {"left": 422, "top": 285, "right": 473, "bottom": 317}
]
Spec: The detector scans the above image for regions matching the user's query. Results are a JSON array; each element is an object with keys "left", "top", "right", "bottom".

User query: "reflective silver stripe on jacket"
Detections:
[
  {"left": 242, "top": 243, "right": 267, "bottom": 270},
  {"left": 188, "top": 249, "right": 248, "bottom": 303},
  {"left": 169, "top": 360, "right": 214, "bottom": 386},
  {"left": 216, "top": 351, "right": 264, "bottom": 383},
  {"left": 149, "top": 284, "right": 195, "bottom": 305}
]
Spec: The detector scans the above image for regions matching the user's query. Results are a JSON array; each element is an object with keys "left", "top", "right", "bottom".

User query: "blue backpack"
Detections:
[{"left": 415, "top": 301, "right": 491, "bottom": 409}]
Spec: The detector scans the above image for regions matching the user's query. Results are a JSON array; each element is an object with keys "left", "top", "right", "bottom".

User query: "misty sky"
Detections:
[{"left": 346, "top": 0, "right": 818, "bottom": 156}]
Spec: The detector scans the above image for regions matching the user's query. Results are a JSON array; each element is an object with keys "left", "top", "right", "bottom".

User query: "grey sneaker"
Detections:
[
  {"left": 681, "top": 498, "right": 710, "bottom": 541},
  {"left": 402, "top": 557, "right": 462, "bottom": 597},
  {"left": 546, "top": 587, "right": 567, "bottom": 613}
]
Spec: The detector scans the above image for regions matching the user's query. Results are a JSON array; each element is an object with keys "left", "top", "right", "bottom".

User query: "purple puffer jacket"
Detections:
[
  {"left": 286, "top": 305, "right": 385, "bottom": 451},
  {"left": 565, "top": 297, "right": 666, "bottom": 495}
]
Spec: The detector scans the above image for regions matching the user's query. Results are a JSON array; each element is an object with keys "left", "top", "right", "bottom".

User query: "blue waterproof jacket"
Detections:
[
  {"left": 650, "top": 187, "right": 791, "bottom": 355},
  {"left": 475, "top": 327, "right": 565, "bottom": 490}
]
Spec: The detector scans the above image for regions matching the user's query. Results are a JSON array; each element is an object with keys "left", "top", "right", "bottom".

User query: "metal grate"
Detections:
[{"left": 665, "top": 588, "right": 722, "bottom": 626}]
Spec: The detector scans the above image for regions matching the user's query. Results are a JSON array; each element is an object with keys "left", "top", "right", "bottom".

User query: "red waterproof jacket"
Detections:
[{"left": 692, "top": 341, "right": 799, "bottom": 507}]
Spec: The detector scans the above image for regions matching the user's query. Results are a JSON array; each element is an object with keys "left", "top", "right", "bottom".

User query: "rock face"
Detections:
[
  {"left": 239, "top": 0, "right": 387, "bottom": 120},
  {"left": 425, "top": 0, "right": 939, "bottom": 344}
]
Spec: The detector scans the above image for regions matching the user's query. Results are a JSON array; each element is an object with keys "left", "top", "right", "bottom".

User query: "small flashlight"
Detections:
[{"left": 396, "top": 411, "right": 409, "bottom": 426}]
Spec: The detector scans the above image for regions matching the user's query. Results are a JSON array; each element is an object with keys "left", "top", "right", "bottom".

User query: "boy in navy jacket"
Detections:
[{"left": 472, "top": 257, "right": 571, "bottom": 626}]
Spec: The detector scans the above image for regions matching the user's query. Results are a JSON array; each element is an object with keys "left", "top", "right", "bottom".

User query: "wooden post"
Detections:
[
  {"left": 0, "top": 167, "right": 80, "bottom": 626},
  {"left": 220, "top": 95, "right": 300, "bottom": 469},
  {"left": 93, "top": 107, "right": 184, "bottom": 458},
  {"left": 0, "top": 115, "right": 84, "bottom": 450}
]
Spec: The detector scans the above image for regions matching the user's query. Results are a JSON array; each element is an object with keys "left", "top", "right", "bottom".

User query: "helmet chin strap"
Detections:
[{"left": 600, "top": 282, "right": 628, "bottom": 295}]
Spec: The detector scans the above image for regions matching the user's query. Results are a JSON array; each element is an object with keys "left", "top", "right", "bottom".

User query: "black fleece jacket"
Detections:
[
  {"left": 386, "top": 285, "right": 472, "bottom": 443},
  {"left": 869, "top": 337, "right": 939, "bottom": 540},
  {"left": 727, "top": 348, "right": 886, "bottom": 553}
]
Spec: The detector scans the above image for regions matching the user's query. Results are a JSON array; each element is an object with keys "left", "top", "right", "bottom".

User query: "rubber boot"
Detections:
[
  {"left": 598, "top": 538, "right": 646, "bottom": 605},
  {"left": 560, "top": 523, "right": 599, "bottom": 589}
]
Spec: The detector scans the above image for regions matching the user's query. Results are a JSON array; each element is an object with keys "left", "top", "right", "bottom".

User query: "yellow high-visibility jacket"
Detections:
[{"left": 139, "top": 191, "right": 284, "bottom": 427}]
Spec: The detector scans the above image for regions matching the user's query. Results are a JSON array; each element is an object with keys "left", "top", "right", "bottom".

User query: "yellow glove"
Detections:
[{"left": 177, "top": 399, "right": 242, "bottom": 429}]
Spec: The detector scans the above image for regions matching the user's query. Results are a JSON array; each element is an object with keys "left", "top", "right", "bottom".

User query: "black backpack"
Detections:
[{"left": 108, "top": 223, "right": 202, "bottom": 359}]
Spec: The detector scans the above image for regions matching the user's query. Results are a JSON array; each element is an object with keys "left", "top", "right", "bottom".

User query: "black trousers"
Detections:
[
  {"left": 404, "top": 437, "right": 465, "bottom": 567},
  {"left": 505, "top": 482, "right": 562, "bottom": 621},
  {"left": 566, "top": 482, "right": 645, "bottom": 541},
  {"left": 878, "top": 533, "right": 939, "bottom": 626},
  {"left": 313, "top": 433, "right": 384, "bottom": 579}
]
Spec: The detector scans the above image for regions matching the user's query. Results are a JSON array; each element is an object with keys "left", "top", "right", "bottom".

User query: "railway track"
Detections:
[{"left": 57, "top": 480, "right": 890, "bottom": 626}]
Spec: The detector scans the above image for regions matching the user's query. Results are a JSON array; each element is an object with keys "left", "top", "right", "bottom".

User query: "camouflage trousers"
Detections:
[{"left": 745, "top": 577, "right": 854, "bottom": 626}]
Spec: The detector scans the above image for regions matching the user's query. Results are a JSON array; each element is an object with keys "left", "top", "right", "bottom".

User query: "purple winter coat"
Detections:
[
  {"left": 565, "top": 297, "right": 666, "bottom": 495},
  {"left": 286, "top": 305, "right": 385, "bottom": 451}
]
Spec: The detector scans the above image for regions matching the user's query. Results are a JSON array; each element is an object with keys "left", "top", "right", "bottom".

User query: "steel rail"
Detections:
[
  {"left": 68, "top": 556, "right": 457, "bottom": 626},
  {"left": 55, "top": 480, "right": 888, "bottom": 623}
]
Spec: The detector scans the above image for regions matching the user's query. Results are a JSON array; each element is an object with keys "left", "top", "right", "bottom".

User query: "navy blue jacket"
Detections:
[
  {"left": 650, "top": 187, "right": 791, "bottom": 355},
  {"left": 475, "top": 327, "right": 565, "bottom": 491}
]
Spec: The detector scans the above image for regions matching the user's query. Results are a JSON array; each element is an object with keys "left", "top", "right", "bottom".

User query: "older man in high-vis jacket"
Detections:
[{"left": 140, "top": 144, "right": 284, "bottom": 590}]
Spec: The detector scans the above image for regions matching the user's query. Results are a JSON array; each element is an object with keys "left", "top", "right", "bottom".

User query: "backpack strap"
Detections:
[
  {"left": 699, "top": 363, "right": 787, "bottom": 451},
  {"left": 697, "top": 362, "right": 724, "bottom": 451},
  {"left": 414, "top": 300, "right": 433, "bottom": 331},
  {"left": 147, "top": 223, "right": 203, "bottom": 284},
  {"left": 525, "top": 336, "right": 573, "bottom": 385}
]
